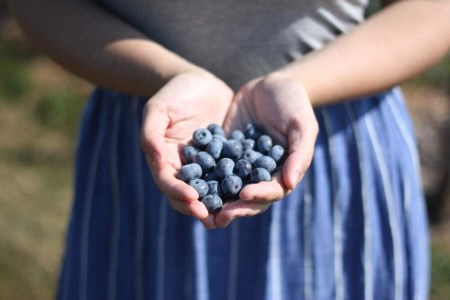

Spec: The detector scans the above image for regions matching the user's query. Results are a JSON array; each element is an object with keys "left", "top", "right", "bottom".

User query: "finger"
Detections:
[
  {"left": 200, "top": 214, "right": 217, "bottom": 229},
  {"left": 283, "top": 119, "right": 318, "bottom": 190},
  {"left": 168, "top": 195, "right": 215, "bottom": 226},
  {"left": 150, "top": 165, "right": 208, "bottom": 217},
  {"left": 239, "top": 172, "right": 291, "bottom": 202},
  {"left": 141, "top": 100, "right": 170, "bottom": 170},
  {"left": 214, "top": 200, "right": 271, "bottom": 228},
  {"left": 167, "top": 197, "right": 209, "bottom": 220}
]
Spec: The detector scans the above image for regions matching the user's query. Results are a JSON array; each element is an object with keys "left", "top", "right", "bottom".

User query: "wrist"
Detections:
[
  {"left": 172, "top": 63, "right": 220, "bottom": 83},
  {"left": 262, "top": 71, "right": 314, "bottom": 105}
]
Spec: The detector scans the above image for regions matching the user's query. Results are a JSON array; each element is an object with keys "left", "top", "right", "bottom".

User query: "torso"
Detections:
[{"left": 100, "top": 0, "right": 369, "bottom": 89}]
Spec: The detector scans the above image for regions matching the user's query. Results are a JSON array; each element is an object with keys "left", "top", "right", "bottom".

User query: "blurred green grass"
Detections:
[
  {"left": 0, "top": 20, "right": 90, "bottom": 299},
  {"left": 431, "top": 238, "right": 450, "bottom": 299},
  {"left": 0, "top": 41, "right": 33, "bottom": 100},
  {"left": 0, "top": 18, "right": 449, "bottom": 300}
]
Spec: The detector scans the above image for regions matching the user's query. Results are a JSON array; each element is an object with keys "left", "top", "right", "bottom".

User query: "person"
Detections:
[{"left": 8, "top": 0, "right": 450, "bottom": 299}]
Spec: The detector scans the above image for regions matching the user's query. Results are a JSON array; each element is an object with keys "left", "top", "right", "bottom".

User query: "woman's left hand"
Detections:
[{"left": 214, "top": 73, "right": 319, "bottom": 228}]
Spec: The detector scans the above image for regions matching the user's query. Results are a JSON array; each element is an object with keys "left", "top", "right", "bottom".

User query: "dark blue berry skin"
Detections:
[
  {"left": 212, "top": 134, "right": 227, "bottom": 142},
  {"left": 181, "top": 145, "right": 199, "bottom": 164},
  {"left": 222, "top": 140, "right": 243, "bottom": 160},
  {"left": 178, "top": 163, "right": 202, "bottom": 182},
  {"left": 189, "top": 179, "right": 209, "bottom": 198},
  {"left": 241, "top": 139, "right": 255, "bottom": 151},
  {"left": 234, "top": 159, "right": 252, "bottom": 179},
  {"left": 241, "top": 149, "right": 263, "bottom": 164},
  {"left": 269, "top": 145, "right": 285, "bottom": 164},
  {"left": 250, "top": 168, "right": 271, "bottom": 183},
  {"left": 206, "top": 180, "right": 221, "bottom": 196},
  {"left": 201, "top": 194, "right": 223, "bottom": 214},
  {"left": 257, "top": 134, "right": 273, "bottom": 154},
  {"left": 207, "top": 123, "right": 225, "bottom": 136},
  {"left": 230, "top": 130, "right": 245, "bottom": 142},
  {"left": 203, "top": 172, "right": 218, "bottom": 182},
  {"left": 192, "top": 128, "right": 212, "bottom": 147},
  {"left": 193, "top": 151, "right": 216, "bottom": 173},
  {"left": 215, "top": 157, "right": 235, "bottom": 180},
  {"left": 253, "top": 156, "right": 277, "bottom": 173},
  {"left": 244, "top": 123, "right": 264, "bottom": 140},
  {"left": 206, "top": 138, "right": 223, "bottom": 159},
  {"left": 221, "top": 174, "right": 243, "bottom": 198}
]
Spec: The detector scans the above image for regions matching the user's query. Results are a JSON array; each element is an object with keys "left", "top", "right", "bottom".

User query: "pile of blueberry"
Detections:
[{"left": 177, "top": 123, "right": 285, "bottom": 214}]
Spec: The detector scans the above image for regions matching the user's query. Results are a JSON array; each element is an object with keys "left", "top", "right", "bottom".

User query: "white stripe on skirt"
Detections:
[
  {"left": 345, "top": 103, "right": 373, "bottom": 300},
  {"left": 194, "top": 221, "right": 209, "bottom": 300},
  {"left": 365, "top": 111, "right": 403, "bottom": 300},
  {"left": 266, "top": 201, "right": 283, "bottom": 300},
  {"left": 385, "top": 91, "right": 421, "bottom": 213},
  {"left": 303, "top": 172, "right": 313, "bottom": 300},
  {"left": 321, "top": 108, "right": 345, "bottom": 300}
]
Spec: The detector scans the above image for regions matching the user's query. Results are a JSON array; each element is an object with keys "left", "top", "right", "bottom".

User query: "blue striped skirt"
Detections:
[{"left": 57, "top": 87, "right": 429, "bottom": 300}]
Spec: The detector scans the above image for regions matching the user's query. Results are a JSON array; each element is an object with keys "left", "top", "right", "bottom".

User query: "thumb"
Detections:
[
  {"left": 282, "top": 119, "right": 318, "bottom": 190},
  {"left": 140, "top": 101, "right": 169, "bottom": 171}
]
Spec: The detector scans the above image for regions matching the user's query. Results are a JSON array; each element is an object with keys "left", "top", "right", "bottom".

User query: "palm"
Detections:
[
  {"left": 216, "top": 74, "right": 318, "bottom": 227},
  {"left": 225, "top": 77, "right": 313, "bottom": 144},
  {"left": 163, "top": 92, "right": 231, "bottom": 169}
]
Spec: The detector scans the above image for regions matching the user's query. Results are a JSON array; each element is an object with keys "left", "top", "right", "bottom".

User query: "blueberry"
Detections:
[
  {"left": 201, "top": 194, "right": 223, "bottom": 214},
  {"left": 230, "top": 130, "right": 245, "bottom": 142},
  {"left": 193, "top": 151, "right": 216, "bottom": 173},
  {"left": 253, "top": 156, "right": 277, "bottom": 173},
  {"left": 212, "top": 134, "right": 227, "bottom": 142},
  {"left": 192, "top": 128, "right": 212, "bottom": 147},
  {"left": 177, "top": 163, "right": 202, "bottom": 182},
  {"left": 234, "top": 159, "right": 252, "bottom": 179},
  {"left": 203, "top": 172, "right": 218, "bottom": 181},
  {"left": 250, "top": 168, "right": 271, "bottom": 183},
  {"left": 241, "top": 149, "right": 263, "bottom": 164},
  {"left": 221, "top": 174, "right": 243, "bottom": 197},
  {"left": 189, "top": 178, "right": 209, "bottom": 198},
  {"left": 244, "top": 123, "right": 264, "bottom": 140},
  {"left": 215, "top": 157, "right": 235, "bottom": 180},
  {"left": 241, "top": 139, "right": 255, "bottom": 151},
  {"left": 269, "top": 145, "right": 285, "bottom": 164},
  {"left": 257, "top": 135, "right": 273, "bottom": 154},
  {"left": 181, "top": 145, "right": 199, "bottom": 164},
  {"left": 206, "top": 138, "right": 223, "bottom": 159},
  {"left": 222, "top": 140, "right": 243, "bottom": 160},
  {"left": 206, "top": 180, "right": 221, "bottom": 196},
  {"left": 207, "top": 123, "right": 225, "bottom": 136}
]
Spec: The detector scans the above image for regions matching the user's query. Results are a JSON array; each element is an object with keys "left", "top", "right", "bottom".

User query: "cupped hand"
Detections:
[
  {"left": 215, "top": 72, "right": 319, "bottom": 228},
  {"left": 140, "top": 71, "right": 233, "bottom": 228}
]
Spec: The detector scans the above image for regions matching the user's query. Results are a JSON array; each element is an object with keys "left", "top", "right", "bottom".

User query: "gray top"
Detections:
[{"left": 100, "top": 0, "right": 369, "bottom": 89}]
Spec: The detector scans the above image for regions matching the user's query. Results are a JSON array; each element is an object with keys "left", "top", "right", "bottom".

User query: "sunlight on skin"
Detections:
[
  {"left": 141, "top": 72, "right": 233, "bottom": 228},
  {"left": 214, "top": 73, "right": 318, "bottom": 228}
]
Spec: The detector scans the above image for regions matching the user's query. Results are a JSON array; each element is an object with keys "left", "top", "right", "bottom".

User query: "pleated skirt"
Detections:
[{"left": 57, "top": 87, "right": 429, "bottom": 300}]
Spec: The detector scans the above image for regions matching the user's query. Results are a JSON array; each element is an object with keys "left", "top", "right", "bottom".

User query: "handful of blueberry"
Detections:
[{"left": 177, "top": 123, "right": 286, "bottom": 214}]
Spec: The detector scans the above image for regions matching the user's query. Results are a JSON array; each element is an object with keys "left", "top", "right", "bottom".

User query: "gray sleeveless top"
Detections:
[{"left": 100, "top": 0, "right": 369, "bottom": 89}]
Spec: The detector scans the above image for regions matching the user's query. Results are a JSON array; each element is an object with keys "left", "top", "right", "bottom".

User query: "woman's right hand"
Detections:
[{"left": 140, "top": 70, "right": 233, "bottom": 228}]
